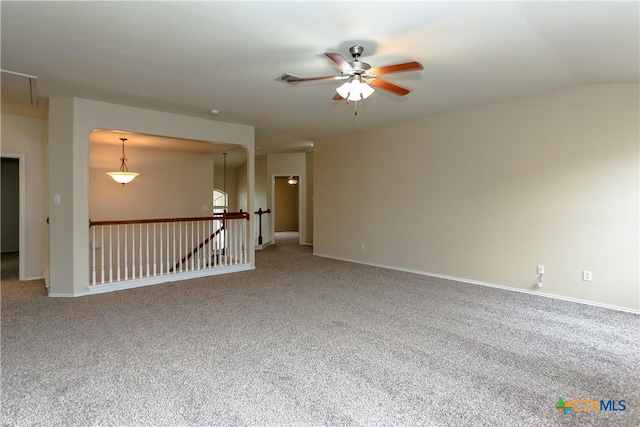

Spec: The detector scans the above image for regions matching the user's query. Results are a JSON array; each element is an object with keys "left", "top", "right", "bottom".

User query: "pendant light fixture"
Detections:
[
  {"left": 287, "top": 176, "right": 299, "bottom": 185},
  {"left": 107, "top": 137, "right": 139, "bottom": 185}
]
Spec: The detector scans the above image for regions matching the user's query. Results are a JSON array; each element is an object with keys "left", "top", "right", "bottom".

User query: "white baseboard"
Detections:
[
  {"left": 255, "top": 240, "right": 274, "bottom": 250},
  {"left": 48, "top": 291, "right": 90, "bottom": 298},
  {"left": 313, "top": 253, "right": 640, "bottom": 315},
  {"left": 19, "top": 275, "right": 45, "bottom": 281},
  {"left": 48, "top": 265, "right": 255, "bottom": 297}
]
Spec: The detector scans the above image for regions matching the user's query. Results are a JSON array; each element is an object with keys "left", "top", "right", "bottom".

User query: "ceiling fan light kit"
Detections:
[
  {"left": 278, "top": 45, "right": 423, "bottom": 114},
  {"left": 336, "top": 74, "right": 374, "bottom": 102}
]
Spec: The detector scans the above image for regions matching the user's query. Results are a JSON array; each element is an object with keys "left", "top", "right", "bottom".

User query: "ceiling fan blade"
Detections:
[
  {"left": 332, "top": 93, "right": 343, "bottom": 100},
  {"left": 369, "top": 61, "right": 423, "bottom": 76},
  {"left": 368, "top": 78, "right": 410, "bottom": 96},
  {"left": 278, "top": 73, "right": 346, "bottom": 84},
  {"left": 324, "top": 52, "right": 354, "bottom": 71}
]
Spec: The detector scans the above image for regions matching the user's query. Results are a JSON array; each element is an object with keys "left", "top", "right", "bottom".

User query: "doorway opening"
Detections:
[
  {"left": 1, "top": 156, "right": 24, "bottom": 281},
  {"left": 272, "top": 175, "right": 300, "bottom": 245}
]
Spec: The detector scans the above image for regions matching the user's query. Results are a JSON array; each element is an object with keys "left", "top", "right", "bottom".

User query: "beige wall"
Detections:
[
  {"left": 255, "top": 155, "right": 268, "bottom": 213},
  {"left": 235, "top": 161, "right": 247, "bottom": 213},
  {"left": 214, "top": 153, "right": 240, "bottom": 213},
  {"left": 305, "top": 152, "right": 314, "bottom": 244},
  {"left": 207, "top": 154, "right": 279, "bottom": 247},
  {"left": 90, "top": 143, "right": 214, "bottom": 220},
  {"left": 1, "top": 111, "right": 47, "bottom": 279},
  {"left": 314, "top": 84, "right": 639, "bottom": 311}
]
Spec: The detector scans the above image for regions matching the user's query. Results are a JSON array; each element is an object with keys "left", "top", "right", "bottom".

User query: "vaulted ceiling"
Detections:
[{"left": 2, "top": 1, "right": 638, "bottom": 154}]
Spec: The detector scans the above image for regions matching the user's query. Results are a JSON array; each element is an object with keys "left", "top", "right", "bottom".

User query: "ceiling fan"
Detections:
[{"left": 277, "top": 45, "right": 423, "bottom": 111}]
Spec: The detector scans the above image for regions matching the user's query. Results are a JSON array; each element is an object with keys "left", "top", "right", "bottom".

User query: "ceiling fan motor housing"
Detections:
[
  {"left": 348, "top": 46, "right": 371, "bottom": 73},
  {"left": 350, "top": 61, "right": 371, "bottom": 73},
  {"left": 349, "top": 45, "right": 365, "bottom": 58}
]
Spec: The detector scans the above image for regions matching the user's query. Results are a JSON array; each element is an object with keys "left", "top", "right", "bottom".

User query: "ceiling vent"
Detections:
[{"left": 1, "top": 69, "right": 38, "bottom": 106}]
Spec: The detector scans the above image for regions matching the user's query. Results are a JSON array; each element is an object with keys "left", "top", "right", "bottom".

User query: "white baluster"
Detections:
[
  {"left": 228, "top": 220, "right": 232, "bottom": 266},
  {"left": 124, "top": 225, "right": 128, "bottom": 280},
  {"left": 91, "top": 226, "right": 96, "bottom": 285},
  {"left": 190, "top": 221, "right": 194, "bottom": 271},
  {"left": 242, "top": 218, "right": 247, "bottom": 263},
  {"left": 139, "top": 224, "right": 143, "bottom": 277},
  {"left": 116, "top": 225, "right": 121, "bottom": 281},
  {"left": 153, "top": 223, "right": 157, "bottom": 276},
  {"left": 132, "top": 224, "right": 136, "bottom": 279},
  {"left": 159, "top": 223, "right": 163, "bottom": 275},
  {"left": 239, "top": 219, "right": 242, "bottom": 263},
  {"left": 145, "top": 223, "right": 150, "bottom": 277},
  {"left": 225, "top": 221, "right": 229, "bottom": 266},
  {"left": 228, "top": 220, "right": 233, "bottom": 265},
  {"left": 214, "top": 220, "right": 218, "bottom": 267},
  {"left": 167, "top": 222, "right": 171, "bottom": 273},
  {"left": 101, "top": 226, "right": 105, "bottom": 284},
  {"left": 234, "top": 220, "right": 238, "bottom": 265},
  {"left": 208, "top": 219, "right": 212, "bottom": 268},
  {"left": 196, "top": 221, "right": 201, "bottom": 270},
  {"left": 109, "top": 225, "right": 113, "bottom": 282},
  {"left": 173, "top": 222, "right": 177, "bottom": 273}
]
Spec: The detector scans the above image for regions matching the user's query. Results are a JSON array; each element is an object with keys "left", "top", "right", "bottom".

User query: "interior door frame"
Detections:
[
  {"left": 271, "top": 174, "right": 302, "bottom": 245},
  {"left": 1, "top": 153, "right": 26, "bottom": 281}
]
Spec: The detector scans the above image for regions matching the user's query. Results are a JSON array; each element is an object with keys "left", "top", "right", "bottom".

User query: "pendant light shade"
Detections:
[
  {"left": 107, "top": 137, "right": 139, "bottom": 185},
  {"left": 107, "top": 171, "right": 139, "bottom": 185}
]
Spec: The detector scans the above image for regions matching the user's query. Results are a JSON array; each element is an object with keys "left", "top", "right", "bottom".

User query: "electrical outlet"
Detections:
[
  {"left": 537, "top": 265, "right": 545, "bottom": 275},
  {"left": 582, "top": 270, "right": 592, "bottom": 281}
]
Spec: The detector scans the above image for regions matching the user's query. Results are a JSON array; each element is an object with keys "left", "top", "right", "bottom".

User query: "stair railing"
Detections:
[{"left": 89, "top": 211, "right": 250, "bottom": 286}]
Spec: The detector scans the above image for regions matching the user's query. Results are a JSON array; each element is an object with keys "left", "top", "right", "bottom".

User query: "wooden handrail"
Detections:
[
  {"left": 89, "top": 211, "right": 249, "bottom": 227},
  {"left": 170, "top": 210, "right": 251, "bottom": 272},
  {"left": 170, "top": 224, "right": 226, "bottom": 272}
]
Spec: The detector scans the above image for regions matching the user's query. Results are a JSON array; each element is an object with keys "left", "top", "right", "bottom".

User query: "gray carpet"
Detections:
[{"left": 2, "top": 235, "right": 639, "bottom": 426}]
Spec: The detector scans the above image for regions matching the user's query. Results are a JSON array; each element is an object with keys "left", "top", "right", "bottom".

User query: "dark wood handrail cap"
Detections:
[{"left": 90, "top": 211, "right": 249, "bottom": 227}]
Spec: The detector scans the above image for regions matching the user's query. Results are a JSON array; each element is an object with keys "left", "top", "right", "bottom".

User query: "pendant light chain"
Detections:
[{"left": 119, "top": 138, "right": 129, "bottom": 172}]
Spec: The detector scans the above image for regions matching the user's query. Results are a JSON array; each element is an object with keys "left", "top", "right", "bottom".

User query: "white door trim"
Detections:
[
  {"left": 1, "top": 152, "right": 26, "bottom": 281},
  {"left": 271, "top": 174, "right": 303, "bottom": 245}
]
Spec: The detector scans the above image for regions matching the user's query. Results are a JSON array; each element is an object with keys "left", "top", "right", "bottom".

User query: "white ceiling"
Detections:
[{"left": 2, "top": 1, "right": 638, "bottom": 155}]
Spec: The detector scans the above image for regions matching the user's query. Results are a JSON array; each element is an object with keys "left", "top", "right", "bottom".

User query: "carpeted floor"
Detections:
[{"left": 2, "top": 235, "right": 639, "bottom": 426}]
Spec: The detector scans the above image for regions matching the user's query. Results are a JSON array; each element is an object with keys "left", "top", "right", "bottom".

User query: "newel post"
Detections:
[{"left": 254, "top": 208, "right": 271, "bottom": 245}]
